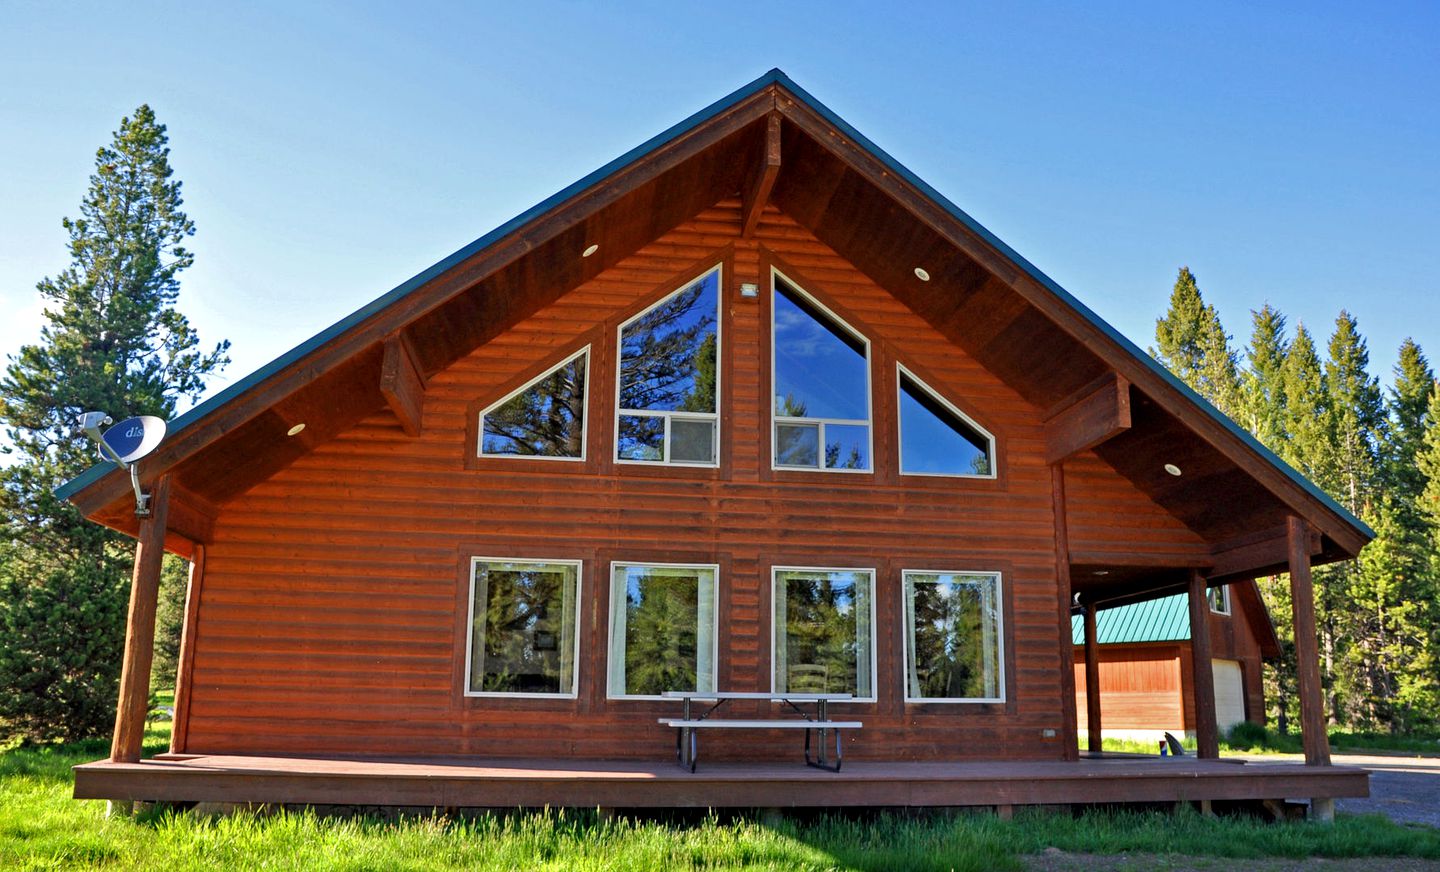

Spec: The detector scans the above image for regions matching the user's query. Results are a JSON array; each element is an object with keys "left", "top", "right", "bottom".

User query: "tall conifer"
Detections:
[{"left": 0, "top": 105, "right": 228, "bottom": 740}]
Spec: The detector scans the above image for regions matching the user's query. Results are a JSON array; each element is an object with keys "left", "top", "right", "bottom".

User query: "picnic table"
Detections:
[{"left": 659, "top": 691, "right": 861, "bottom": 772}]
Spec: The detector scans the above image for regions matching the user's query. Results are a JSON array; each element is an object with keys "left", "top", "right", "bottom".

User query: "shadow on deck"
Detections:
[{"left": 74, "top": 753, "right": 1369, "bottom": 810}]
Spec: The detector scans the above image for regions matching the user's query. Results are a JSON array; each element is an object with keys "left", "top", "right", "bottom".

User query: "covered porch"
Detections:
[{"left": 75, "top": 752, "right": 1368, "bottom": 811}]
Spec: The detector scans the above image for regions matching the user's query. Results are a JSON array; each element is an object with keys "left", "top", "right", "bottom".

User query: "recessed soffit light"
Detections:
[
  {"left": 914, "top": 267, "right": 930, "bottom": 281},
  {"left": 1164, "top": 463, "right": 1182, "bottom": 477},
  {"left": 287, "top": 423, "right": 306, "bottom": 437},
  {"left": 582, "top": 244, "right": 599, "bottom": 258},
  {"left": 1093, "top": 570, "right": 1110, "bottom": 576}
]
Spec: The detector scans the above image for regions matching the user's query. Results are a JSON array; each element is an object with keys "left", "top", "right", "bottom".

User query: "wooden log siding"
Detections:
[{"left": 180, "top": 201, "right": 1214, "bottom": 762}]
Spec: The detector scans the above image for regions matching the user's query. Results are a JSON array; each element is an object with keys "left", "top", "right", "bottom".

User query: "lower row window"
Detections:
[{"left": 464, "top": 559, "right": 1003, "bottom": 702}]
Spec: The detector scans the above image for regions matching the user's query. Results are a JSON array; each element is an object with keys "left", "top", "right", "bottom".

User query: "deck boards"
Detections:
[{"left": 74, "top": 754, "right": 1369, "bottom": 809}]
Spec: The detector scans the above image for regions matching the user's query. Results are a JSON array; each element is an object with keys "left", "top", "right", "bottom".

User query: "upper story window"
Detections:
[
  {"left": 479, "top": 347, "right": 589, "bottom": 460},
  {"left": 897, "top": 364, "right": 995, "bottom": 478},
  {"left": 771, "top": 273, "right": 872, "bottom": 472},
  {"left": 466, "top": 558, "right": 581, "bottom": 697},
  {"left": 616, "top": 267, "right": 721, "bottom": 466}
]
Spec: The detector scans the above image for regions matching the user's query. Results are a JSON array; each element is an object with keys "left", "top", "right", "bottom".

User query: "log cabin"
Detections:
[
  {"left": 62, "top": 70, "right": 1370, "bottom": 816},
  {"left": 1072, "top": 584, "right": 1279, "bottom": 746}
]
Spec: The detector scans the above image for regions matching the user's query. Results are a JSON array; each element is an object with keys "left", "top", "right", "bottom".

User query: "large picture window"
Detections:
[
  {"left": 771, "top": 272, "right": 872, "bottom": 472},
  {"left": 903, "top": 570, "right": 1004, "bottom": 702},
  {"left": 897, "top": 364, "right": 994, "bottom": 478},
  {"left": 466, "top": 558, "right": 581, "bottom": 697},
  {"left": 772, "top": 568, "right": 875, "bottom": 701},
  {"left": 607, "top": 562, "right": 718, "bottom": 698},
  {"left": 616, "top": 267, "right": 721, "bottom": 466},
  {"left": 479, "top": 347, "right": 589, "bottom": 460}
]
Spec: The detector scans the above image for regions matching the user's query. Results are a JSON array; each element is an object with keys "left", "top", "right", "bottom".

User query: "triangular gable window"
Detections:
[
  {"left": 479, "top": 347, "right": 590, "bottom": 460},
  {"left": 772, "top": 272, "right": 872, "bottom": 471},
  {"left": 897, "top": 364, "right": 994, "bottom": 478},
  {"left": 616, "top": 266, "right": 721, "bottom": 466}
]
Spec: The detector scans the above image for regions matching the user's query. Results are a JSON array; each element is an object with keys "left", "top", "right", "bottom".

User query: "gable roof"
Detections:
[
  {"left": 59, "top": 69, "right": 1372, "bottom": 579},
  {"left": 1072, "top": 595, "right": 1191, "bottom": 645}
]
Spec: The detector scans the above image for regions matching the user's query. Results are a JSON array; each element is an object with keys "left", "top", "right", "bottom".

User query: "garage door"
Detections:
[{"left": 1212, "top": 659, "right": 1246, "bottom": 732}]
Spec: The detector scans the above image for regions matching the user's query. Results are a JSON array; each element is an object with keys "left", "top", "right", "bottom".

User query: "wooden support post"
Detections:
[
  {"left": 1052, "top": 464, "right": 1079, "bottom": 761},
  {"left": 169, "top": 543, "right": 206, "bottom": 754},
  {"left": 111, "top": 474, "right": 171, "bottom": 763},
  {"left": 1187, "top": 569, "right": 1219, "bottom": 759},
  {"left": 1288, "top": 516, "right": 1332, "bottom": 766},
  {"left": 1083, "top": 603, "right": 1102, "bottom": 753}
]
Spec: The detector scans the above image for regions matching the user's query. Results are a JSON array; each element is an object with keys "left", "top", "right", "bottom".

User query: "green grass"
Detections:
[{"left": 2, "top": 715, "right": 1438, "bottom": 871}]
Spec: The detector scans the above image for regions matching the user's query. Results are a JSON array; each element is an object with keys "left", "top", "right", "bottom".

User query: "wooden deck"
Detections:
[{"left": 74, "top": 753, "right": 1369, "bottom": 809}]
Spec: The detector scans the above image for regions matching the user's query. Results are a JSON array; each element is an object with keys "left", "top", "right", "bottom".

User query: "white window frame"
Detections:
[
  {"left": 464, "top": 556, "right": 583, "bottom": 699},
  {"left": 770, "top": 267, "right": 874, "bottom": 474},
  {"left": 477, "top": 345, "right": 591, "bottom": 462},
  {"left": 1209, "top": 584, "right": 1231, "bottom": 615},
  {"left": 769, "top": 566, "right": 878, "bottom": 703},
  {"left": 605, "top": 560, "right": 721, "bottom": 700},
  {"left": 614, "top": 265, "right": 722, "bottom": 468},
  {"left": 896, "top": 363, "right": 997, "bottom": 480},
  {"left": 901, "top": 569, "right": 1006, "bottom": 704}
]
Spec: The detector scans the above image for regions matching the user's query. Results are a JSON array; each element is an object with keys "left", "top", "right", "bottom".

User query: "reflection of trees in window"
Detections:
[
  {"left": 774, "top": 569, "right": 873, "bottom": 697},
  {"left": 618, "top": 269, "right": 720, "bottom": 464},
  {"left": 470, "top": 561, "right": 577, "bottom": 695},
  {"left": 898, "top": 367, "right": 993, "bottom": 477},
  {"left": 905, "top": 572, "right": 1001, "bottom": 700},
  {"left": 481, "top": 350, "right": 588, "bottom": 458},
  {"left": 609, "top": 564, "right": 716, "bottom": 696}
]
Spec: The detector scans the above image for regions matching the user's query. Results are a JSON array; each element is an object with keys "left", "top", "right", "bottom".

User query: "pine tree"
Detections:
[
  {"left": 1153, "top": 267, "right": 1242, "bottom": 416},
  {"left": 1242, "top": 304, "right": 1290, "bottom": 451},
  {"left": 0, "top": 105, "right": 228, "bottom": 741}
]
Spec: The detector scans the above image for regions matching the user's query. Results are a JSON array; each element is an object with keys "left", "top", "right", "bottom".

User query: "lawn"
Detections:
[
  {"left": 3, "top": 717, "right": 1438, "bottom": 871},
  {"left": 1092, "top": 723, "right": 1440, "bottom": 757}
]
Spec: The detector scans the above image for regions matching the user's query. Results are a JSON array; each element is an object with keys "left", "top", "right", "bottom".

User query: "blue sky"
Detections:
[{"left": 2, "top": 1, "right": 1436, "bottom": 420}]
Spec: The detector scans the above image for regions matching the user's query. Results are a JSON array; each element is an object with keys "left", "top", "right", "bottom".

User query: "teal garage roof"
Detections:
[{"left": 1072, "top": 594, "right": 1191, "bottom": 645}]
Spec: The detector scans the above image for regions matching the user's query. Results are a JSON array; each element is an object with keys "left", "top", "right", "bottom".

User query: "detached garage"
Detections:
[{"left": 1073, "top": 584, "right": 1277, "bottom": 744}]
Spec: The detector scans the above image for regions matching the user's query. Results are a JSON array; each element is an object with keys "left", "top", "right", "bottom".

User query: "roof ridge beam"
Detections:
[{"left": 741, "top": 112, "right": 782, "bottom": 238}]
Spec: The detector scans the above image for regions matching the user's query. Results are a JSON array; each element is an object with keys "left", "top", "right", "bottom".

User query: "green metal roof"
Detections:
[
  {"left": 1071, "top": 595, "right": 1191, "bottom": 645},
  {"left": 50, "top": 69, "right": 1377, "bottom": 546}
]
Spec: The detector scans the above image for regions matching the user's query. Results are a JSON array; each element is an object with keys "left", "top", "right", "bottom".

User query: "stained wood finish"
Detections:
[
  {"left": 72, "top": 754, "right": 1370, "bottom": 808},
  {"left": 741, "top": 113, "right": 781, "bottom": 238},
  {"left": 111, "top": 475, "right": 171, "bottom": 763},
  {"left": 1082, "top": 604, "right": 1101, "bottom": 752},
  {"left": 1187, "top": 570, "right": 1219, "bottom": 759},
  {"left": 1051, "top": 465, "right": 1080, "bottom": 762},
  {"left": 167, "top": 203, "right": 1212, "bottom": 763},
  {"left": 1288, "top": 516, "right": 1331, "bottom": 766}
]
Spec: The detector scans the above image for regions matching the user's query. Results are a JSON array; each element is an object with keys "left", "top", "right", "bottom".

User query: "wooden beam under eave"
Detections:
[
  {"left": 741, "top": 113, "right": 782, "bottom": 238},
  {"left": 1083, "top": 603, "right": 1102, "bottom": 754},
  {"left": 1043, "top": 373, "right": 1131, "bottom": 465},
  {"left": 1209, "top": 522, "right": 1322, "bottom": 583},
  {"left": 1288, "top": 516, "right": 1331, "bottom": 766},
  {"left": 380, "top": 334, "right": 426, "bottom": 437}
]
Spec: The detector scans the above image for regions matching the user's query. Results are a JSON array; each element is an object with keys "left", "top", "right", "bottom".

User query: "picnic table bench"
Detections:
[{"left": 660, "top": 691, "right": 861, "bottom": 772}]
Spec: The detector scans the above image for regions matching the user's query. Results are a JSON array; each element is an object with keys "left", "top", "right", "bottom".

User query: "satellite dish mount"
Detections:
[{"left": 77, "top": 412, "right": 168, "bottom": 517}]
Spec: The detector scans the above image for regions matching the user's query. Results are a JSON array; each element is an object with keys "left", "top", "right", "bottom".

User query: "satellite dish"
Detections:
[{"left": 100, "top": 416, "right": 167, "bottom": 465}]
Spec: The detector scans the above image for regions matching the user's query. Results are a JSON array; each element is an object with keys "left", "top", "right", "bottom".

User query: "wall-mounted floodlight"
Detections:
[{"left": 77, "top": 412, "right": 167, "bottom": 516}]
